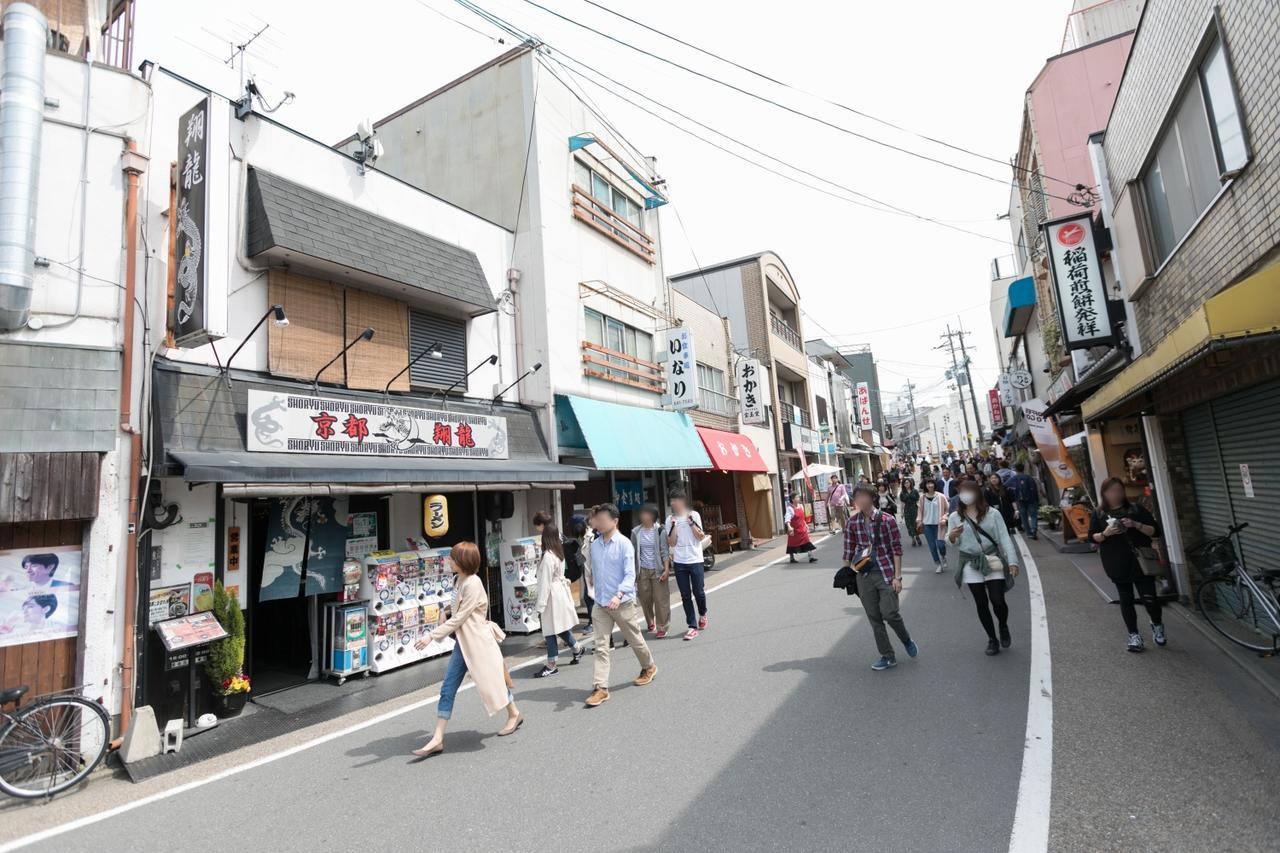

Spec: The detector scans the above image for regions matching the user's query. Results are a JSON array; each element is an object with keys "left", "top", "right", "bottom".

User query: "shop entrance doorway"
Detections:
[{"left": 246, "top": 501, "right": 310, "bottom": 696}]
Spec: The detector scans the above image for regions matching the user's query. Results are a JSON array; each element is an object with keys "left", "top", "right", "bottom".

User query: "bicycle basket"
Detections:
[{"left": 1189, "top": 538, "right": 1236, "bottom": 575}]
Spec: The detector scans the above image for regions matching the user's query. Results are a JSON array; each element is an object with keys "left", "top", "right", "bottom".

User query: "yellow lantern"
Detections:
[{"left": 424, "top": 494, "right": 449, "bottom": 538}]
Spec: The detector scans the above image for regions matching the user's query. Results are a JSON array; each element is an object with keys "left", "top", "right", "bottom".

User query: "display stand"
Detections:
[
  {"left": 498, "top": 535, "right": 541, "bottom": 634},
  {"left": 360, "top": 549, "right": 455, "bottom": 674},
  {"left": 151, "top": 612, "right": 229, "bottom": 729}
]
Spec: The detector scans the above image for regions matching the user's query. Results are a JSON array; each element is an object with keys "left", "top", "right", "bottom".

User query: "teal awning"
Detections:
[
  {"left": 1003, "top": 276, "right": 1036, "bottom": 338},
  {"left": 555, "top": 395, "right": 711, "bottom": 470}
]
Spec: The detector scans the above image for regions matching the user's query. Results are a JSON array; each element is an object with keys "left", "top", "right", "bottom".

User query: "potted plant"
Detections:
[{"left": 205, "top": 581, "right": 249, "bottom": 717}]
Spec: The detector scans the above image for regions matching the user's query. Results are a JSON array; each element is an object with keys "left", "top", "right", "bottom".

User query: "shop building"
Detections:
[
  {"left": 805, "top": 341, "right": 876, "bottom": 481},
  {"left": 0, "top": 2, "right": 143, "bottom": 725},
  {"left": 670, "top": 252, "right": 813, "bottom": 531},
  {"left": 1079, "top": 0, "right": 1280, "bottom": 596}
]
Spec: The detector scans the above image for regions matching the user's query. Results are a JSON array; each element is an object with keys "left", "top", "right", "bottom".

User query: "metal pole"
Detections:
[
  {"left": 939, "top": 324, "right": 973, "bottom": 452},
  {"left": 956, "top": 322, "right": 986, "bottom": 447},
  {"left": 905, "top": 382, "right": 920, "bottom": 457}
]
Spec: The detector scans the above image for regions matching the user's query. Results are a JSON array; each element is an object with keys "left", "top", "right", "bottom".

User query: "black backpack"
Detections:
[{"left": 563, "top": 539, "right": 585, "bottom": 582}]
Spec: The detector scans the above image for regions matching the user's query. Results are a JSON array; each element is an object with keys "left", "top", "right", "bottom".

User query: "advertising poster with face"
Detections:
[{"left": 0, "top": 547, "right": 82, "bottom": 647}]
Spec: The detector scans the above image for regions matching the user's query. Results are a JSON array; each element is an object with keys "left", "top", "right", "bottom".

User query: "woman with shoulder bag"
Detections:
[
  {"left": 412, "top": 542, "right": 522, "bottom": 757},
  {"left": 947, "top": 477, "right": 1020, "bottom": 656},
  {"left": 532, "top": 523, "right": 585, "bottom": 678},
  {"left": 1090, "top": 477, "right": 1164, "bottom": 653}
]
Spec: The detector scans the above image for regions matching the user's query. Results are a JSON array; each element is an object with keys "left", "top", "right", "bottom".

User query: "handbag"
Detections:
[
  {"left": 1130, "top": 541, "right": 1162, "bottom": 577},
  {"left": 965, "top": 517, "right": 1010, "bottom": 575}
]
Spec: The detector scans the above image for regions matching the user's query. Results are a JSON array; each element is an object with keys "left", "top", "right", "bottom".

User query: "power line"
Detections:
[
  {"left": 581, "top": 0, "right": 1089, "bottom": 192},
  {"left": 411, "top": 0, "right": 507, "bottom": 42},
  {"left": 515, "top": 0, "right": 1080, "bottom": 205}
]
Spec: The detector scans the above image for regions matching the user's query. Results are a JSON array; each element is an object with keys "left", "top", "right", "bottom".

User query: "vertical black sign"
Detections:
[{"left": 174, "top": 99, "right": 209, "bottom": 345}]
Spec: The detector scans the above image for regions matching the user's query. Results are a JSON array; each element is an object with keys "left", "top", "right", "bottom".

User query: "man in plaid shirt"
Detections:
[{"left": 843, "top": 485, "right": 918, "bottom": 671}]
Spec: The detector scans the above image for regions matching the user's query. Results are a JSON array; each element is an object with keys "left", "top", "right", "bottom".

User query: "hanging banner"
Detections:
[
  {"left": 737, "top": 358, "right": 767, "bottom": 425},
  {"left": 998, "top": 372, "right": 1015, "bottom": 406},
  {"left": 260, "top": 497, "right": 349, "bottom": 601},
  {"left": 246, "top": 389, "right": 509, "bottom": 459},
  {"left": 1043, "top": 212, "right": 1114, "bottom": 351},
  {"left": 988, "top": 389, "right": 1005, "bottom": 428},
  {"left": 0, "top": 547, "right": 82, "bottom": 648},
  {"left": 664, "top": 327, "right": 697, "bottom": 410},
  {"left": 174, "top": 98, "right": 209, "bottom": 346},
  {"left": 1021, "top": 398, "right": 1083, "bottom": 490},
  {"left": 856, "top": 382, "right": 873, "bottom": 429}
]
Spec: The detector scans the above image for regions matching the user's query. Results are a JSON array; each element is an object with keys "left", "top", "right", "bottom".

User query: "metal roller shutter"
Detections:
[
  {"left": 408, "top": 309, "right": 468, "bottom": 391},
  {"left": 1180, "top": 378, "right": 1280, "bottom": 571}
]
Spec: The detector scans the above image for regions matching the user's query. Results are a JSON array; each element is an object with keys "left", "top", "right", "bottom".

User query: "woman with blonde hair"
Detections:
[{"left": 412, "top": 542, "right": 522, "bottom": 757}]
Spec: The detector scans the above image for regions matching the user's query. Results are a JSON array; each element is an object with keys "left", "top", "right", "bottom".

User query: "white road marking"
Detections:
[
  {"left": 1008, "top": 534, "right": 1053, "bottom": 853},
  {"left": 0, "top": 540, "right": 817, "bottom": 852}
]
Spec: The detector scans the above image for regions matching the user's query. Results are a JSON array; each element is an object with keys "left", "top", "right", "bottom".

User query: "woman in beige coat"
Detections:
[
  {"left": 412, "top": 542, "right": 521, "bottom": 757},
  {"left": 533, "top": 524, "right": 584, "bottom": 678}
]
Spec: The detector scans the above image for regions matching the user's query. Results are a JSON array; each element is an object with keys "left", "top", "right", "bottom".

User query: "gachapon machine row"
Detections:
[
  {"left": 360, "top": 548, "right": 455, "bottom": 673},
  {"left": 499, "top": 535, "right": 542, "bottom": 634}
]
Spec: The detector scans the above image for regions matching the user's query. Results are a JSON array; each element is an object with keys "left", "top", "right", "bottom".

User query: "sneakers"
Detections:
[
  {"left": 570, "top": 645, "right": 586, "bottom": 665},
  {"left": 535, "top": 664, "right": 559, "bottom": 678},
  {"left": 1152, "top": 623, "right": 1167, "bottom": 646},
  {"left": 683, "top": 628, "right": 699, "bottom": 641},
  {"left": 584, "top": 687, "right": 610, "bottom": 707},
  {"left": 655, "top": 630, "right": 667, "bottom": 639},
  {"left": 698, "top": 614, "right": 708, "bottom": 630},
  {"left": 905, "top": 640, "right": 919, "bottom": 658},
  {"left": 934, "top": 563, "right": 943, "bottom": 574},
  {"left": 999, "top": 624, "right": 1012, "bottom": 649},
  {"left": 1127, "top": 632, "right": 1145, "bottom": 653},
  {"left": 633, "top": 665, "right": 658, "bottom": 686},
  {"left": 985, "top": 639, "right": 1000, "bottom": 656},
  {"left": 647, "top": 622, "right": 656, "bottom": 632},
  {"left": 582, "top": 624, "right": 594, "bottom": 635},
  {"left": 871, "top": 656, "right": 898, "bottom": 671}
]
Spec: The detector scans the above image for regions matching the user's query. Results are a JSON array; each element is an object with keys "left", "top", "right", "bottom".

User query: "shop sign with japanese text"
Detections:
[
  {"left": 737, "top": 358, "right": 767, "bottom": 425},
  {"left": 246, "top": 389, "right": 509, "bottom": 459},
  {"left": 1043, "top": 213, "right": 1114, "bottom": 350},
  {"left": 664, "top": 328, "right": 698, "bottom": 410},
  {"left": 988, "top": 389, "right": 1005, "bottom": 428},
  {"left": 174, "top": 99, "right": 209, "bottom": 345},
  {"left": 856, "top": 382, "right": 873, "bottom": 429}
]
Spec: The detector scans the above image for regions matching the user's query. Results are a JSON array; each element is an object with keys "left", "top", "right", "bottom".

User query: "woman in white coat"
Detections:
[{"left": 533, "top": 523, "right": 585, "bottom": 678}]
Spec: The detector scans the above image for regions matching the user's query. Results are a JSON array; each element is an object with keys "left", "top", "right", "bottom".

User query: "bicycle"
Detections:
[
  {"left": 0, "top": 685, "right": 110, "bottom": 799},
  {"left": 1192, "top": 522, "right": 1280, "bottom": 656}
]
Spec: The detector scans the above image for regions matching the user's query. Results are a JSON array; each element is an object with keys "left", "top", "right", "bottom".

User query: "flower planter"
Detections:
[{"left": 214, "top": 691, "right": 249, "bottom": 718}]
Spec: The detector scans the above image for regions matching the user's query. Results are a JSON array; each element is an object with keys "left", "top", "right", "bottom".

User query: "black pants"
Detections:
[
  {"left": 1114, "top": 576, "right": 1162, "bottom": 633},
  {"left": 968, "top": 579, "right": 1009, "bottom": 640}
]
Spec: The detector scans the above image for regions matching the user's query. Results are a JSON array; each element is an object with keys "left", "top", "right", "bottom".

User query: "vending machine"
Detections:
[
  {"left": 499, "top": 535, "right": 542, "bottom": 634},
  {"left": 362, "top": 548, "right": 455, "bottom": 674},
  {"left": 322, "top": 601, "right": 370, "bottom": 684}
]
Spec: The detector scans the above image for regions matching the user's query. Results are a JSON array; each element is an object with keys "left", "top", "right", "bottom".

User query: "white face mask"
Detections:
[{"left": 959, "top": 491, "right": 979, "bottom": 506}]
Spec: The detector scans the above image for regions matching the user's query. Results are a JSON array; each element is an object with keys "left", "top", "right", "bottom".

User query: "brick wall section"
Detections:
[{"left": 1103, "top": 0, "right": 1280, "bottom": 348}]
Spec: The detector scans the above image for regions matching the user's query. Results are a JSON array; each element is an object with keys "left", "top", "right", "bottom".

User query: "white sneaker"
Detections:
[
  {"left": 1127, "top": 632, "right": 1145, "bottom": 653},
  {"left": 934, "top": 563, "right": 943, "bottom": 574}
]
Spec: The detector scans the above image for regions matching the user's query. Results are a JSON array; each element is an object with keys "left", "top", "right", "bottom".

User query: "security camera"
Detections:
[{"left": 357, "top": 118, "right": 374, "bottom": 141}]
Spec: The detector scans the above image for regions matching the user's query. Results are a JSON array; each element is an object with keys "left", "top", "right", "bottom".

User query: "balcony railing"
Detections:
[
  {"left": 781, "top": 404, "right": 811, "bottom": 429},
  {"left": 697, "top": 386, "right": 739, "bottom": 417},
  {"left": 770, "top": 313, "right": 802, "bottom": 351},
  {"left": 571, "top": 185, "right": 656, "bottom": 264},
  {"left": 581, "top": 340, "right": 664, "bottom": 393}
]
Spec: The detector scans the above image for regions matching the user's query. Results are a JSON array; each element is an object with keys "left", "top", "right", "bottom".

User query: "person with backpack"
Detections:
[
  {"left": 1010, "top": 462, "right": 1041, "bottom": 540},
  {"left": 947, "top": 477, "right": 1020, "bottom": 656},
  {"left": 631, "top": 503, "right": 671, "bottom": 637}
]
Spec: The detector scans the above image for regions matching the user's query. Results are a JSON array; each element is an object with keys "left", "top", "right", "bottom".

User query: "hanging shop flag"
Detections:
[
  {"left": 246, "top": 389, "right": 510, "bottom": 459},
  {"left": 0, "top": 547, "right": 82, "bottom": 649},
  {"left": 1042, "top": 213, "right": 1114, "bottom": 351},
  {"left": 988, "top": 389, "right": 1005, "bottom": 428},
  {"left": 260, "top": 497, "right": 349, "bottom": 601},
  {"left": 614, "top": 480, "right": 643, "bottom": 510},
  {"left": 172, "top": 97, "right": 228, "bottom": 347},
  {"left": 856, "top": 382, "right": 873, "bottom": 429},
  {"left": 998, "top": 372, "right": 1015, "bottom": 406},
  {"left": 664, "top": 327, "right": 698, "bottom": 410},
  {"left": 737, "top": 358, "right": 767, "bottom": 425},
  {"left": 1021, "top": 398, "right": 1083, "bottom": 491}
]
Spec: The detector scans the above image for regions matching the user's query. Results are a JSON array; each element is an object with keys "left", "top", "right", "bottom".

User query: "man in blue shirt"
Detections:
[
  {"left": 1011, "top": 462, "right": 1042, "bottom": 540},
  {"left": 585, "top": 504, "right": 657, "bottom": 707}
]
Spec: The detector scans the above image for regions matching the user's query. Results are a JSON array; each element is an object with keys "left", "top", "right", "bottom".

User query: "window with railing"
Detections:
[
  {"left": 572, "top": 159, "right": 655, "bottom": 264},
  {"left": 582, "top": 308, "right": 662, "bottom": 392},
  {"left": 770, "top": 312, "right": 802, "bottom": 351},
  {"left": 696, "top": 363, "right": 737, "bottom": 415}
]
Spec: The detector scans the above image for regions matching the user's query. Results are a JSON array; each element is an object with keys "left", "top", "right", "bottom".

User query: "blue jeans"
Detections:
[
  {"left": 1019, "top": 500, "right": 1039, "bottom": 535},
  {"left": 923, "top": 524, "right": 947, "bottom": 565},
  {"left": 673, "top": 561, "right": 707, "bottom": 629},
  {"left": 437, "top": 648, "right": 512, "bottom": 720},
  {"left": 544, "top": 630, "right": 578, "bottom": 661}
]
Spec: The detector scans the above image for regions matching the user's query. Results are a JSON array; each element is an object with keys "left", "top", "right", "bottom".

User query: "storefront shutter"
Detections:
[
  {"left": 408, "top": 309, "right": 467, "bottom": 390},
  {"left": 1181, "top": 378, "right": 1280, "bottom": 571},
  {"left": 345, "top": 289, "right": 410, "bottom": 392}
]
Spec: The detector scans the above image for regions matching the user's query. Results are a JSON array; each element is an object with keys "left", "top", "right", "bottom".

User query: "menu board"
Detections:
[
  {"left": 154, "top": 611, "right": 228, "bottom": 651},
  {"left": 149, "top": 583, "right": 192, "bottom": 626}
]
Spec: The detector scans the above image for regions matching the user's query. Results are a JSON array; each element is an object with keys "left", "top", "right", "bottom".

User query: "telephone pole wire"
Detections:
[
  {"left": 955, "top": 321, "right": 987, "bottom": 449},
  {"left": 936, "top": 324, "right": 973, "bottom": 452}
]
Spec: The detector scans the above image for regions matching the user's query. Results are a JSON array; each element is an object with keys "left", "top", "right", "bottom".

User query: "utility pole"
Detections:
[
  {"left": 955, "top": 320, "right": 986, "bottom": 448},
  {"left": 903, "top": 382, "right": 920, "bottom": 458},
  {"left": 936, "top": 324, "right": 973, "bottom": 452}
]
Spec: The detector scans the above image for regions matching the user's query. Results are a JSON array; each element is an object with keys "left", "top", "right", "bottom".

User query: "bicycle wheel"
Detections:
[
  {"left": 1197, "top": 577, "right": 1280, "bottom": 654},
  {"left": 0, "top": 696, "right": 110, "bottom": 798}
]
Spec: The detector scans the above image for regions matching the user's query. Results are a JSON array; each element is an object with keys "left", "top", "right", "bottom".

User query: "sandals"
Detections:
[{"left": 570, "top": 646, "right": 586, "bottom": 665}]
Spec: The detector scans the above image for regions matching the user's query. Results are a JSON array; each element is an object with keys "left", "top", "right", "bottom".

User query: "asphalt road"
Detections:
[{"left": 14, "top": 533, "right": 1033, "bottom": 853}]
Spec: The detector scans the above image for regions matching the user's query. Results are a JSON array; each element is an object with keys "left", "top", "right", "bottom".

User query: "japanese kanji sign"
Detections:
[
  {"left": 856, "top": 382, "right": 873, "bottom": 430},
  {"left": 1043, "top": 213, "right": 1114, "bottom": 351},
  {"left": 174, "top": 98, "right": 209, "bottom": 346},
  {"left": 988, "top": 388, "right": 1005, "bottom": 428},
  {"left": 665, "top": 327, "right": 698, "bottom": 410},
  {"left": 246, "top": 390, "right": 509, "bottom": 459},
  {"left": 737, "top": 358, "right": 767, "bottom": 425}
]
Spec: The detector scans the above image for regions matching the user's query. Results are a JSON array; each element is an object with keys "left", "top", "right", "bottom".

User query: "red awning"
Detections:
[{"left": 694, "top": 426, "right": 768, "bottom": 473}]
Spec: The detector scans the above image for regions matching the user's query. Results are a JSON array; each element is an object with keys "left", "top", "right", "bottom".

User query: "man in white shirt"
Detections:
[{"left": 665, "top": 489, "right": 708, "bottom": 641}]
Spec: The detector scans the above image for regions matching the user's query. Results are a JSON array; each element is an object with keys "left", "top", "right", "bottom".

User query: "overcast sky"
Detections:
[{"left": 137, "top": 0, "right": 1073, "bottom": 413}]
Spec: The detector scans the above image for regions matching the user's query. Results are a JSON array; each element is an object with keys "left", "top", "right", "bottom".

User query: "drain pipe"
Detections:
[{"left": 0, "top": 3, "right": 48, "bottom": 331}]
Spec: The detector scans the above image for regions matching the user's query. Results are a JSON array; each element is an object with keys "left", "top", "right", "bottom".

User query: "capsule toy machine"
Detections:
[
  {"left": 322, "top": 600, "right": 370, "bottom": 684},
  {"left": 500, "top": 536, "right": 542, "bottom": 634},
  {"left": 360, "top": 548, "right": 453, "bottom": 673}
]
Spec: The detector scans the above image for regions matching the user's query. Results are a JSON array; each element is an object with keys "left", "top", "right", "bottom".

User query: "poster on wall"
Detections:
[
  {"left": 664, "top": 327, "right": 697, "bottom": 410},
  {"left": 246, "top": 389, "right": 509, "bottom": 459},
  {"left": 148, "top": 583, "right": 191, "bottom": 627},
  {"left": 0, "top": 547, "right": 82, "bottom": 648},
  {"left": 1021, "top": 399, "right": 1084, "bottom": 490},
  {"left": 261, "top": 497, "right": 351, "bottom": 601},
  {"left": 192, "top": 572, "right": 214, "bottom": 613}
]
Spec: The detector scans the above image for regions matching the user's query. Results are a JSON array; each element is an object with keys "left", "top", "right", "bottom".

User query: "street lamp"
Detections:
[
  {"left": 491, "top": 361, "right": 542, "bottom": 408},
  {"left": 433, "top": 353, "right": 498, "bottom": 410},
  {"left": 217, "top": 304, "right": 288, "bottom": 388},
  {"left": 383, "top": 342, "right": 443, "bottom": 399},
  {"left": 313, "top": 327, "right": 374, "bottom": 393}
]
